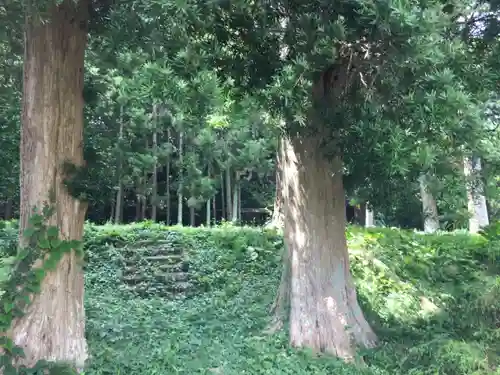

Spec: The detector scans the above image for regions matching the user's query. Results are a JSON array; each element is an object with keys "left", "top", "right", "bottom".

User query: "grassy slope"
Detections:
[{"left": 2, "top": 221, "right": 500, "bottom": 374}]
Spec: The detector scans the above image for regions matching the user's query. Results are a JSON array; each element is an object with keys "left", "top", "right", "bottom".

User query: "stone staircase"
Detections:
[{"left": 119, "top": 234, "right": 193, "bottom": 298}]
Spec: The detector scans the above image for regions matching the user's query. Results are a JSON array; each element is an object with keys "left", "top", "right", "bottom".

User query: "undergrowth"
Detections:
[{"left": 1, "top": 220, "right": 500, "bottom": 374}]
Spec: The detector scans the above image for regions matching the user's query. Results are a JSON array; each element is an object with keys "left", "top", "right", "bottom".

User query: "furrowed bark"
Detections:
[{"left": 12, "top": 0, "right": 90, "bottom": 369}]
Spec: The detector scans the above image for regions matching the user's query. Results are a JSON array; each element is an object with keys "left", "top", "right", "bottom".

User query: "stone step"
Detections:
[
  {"left": 122, "top": 275, "right": 147, "bottom": 284},
  {"left": 158, "top": 263, "right": 189, "bottom": 272},
  {"left": 144, "top": 255, "right": 184, "bottom": 263},
  {"left": 168, "top": 281, "right": 193, "bottom": 292},
  {"left": 121, "top": 246, "right": 183, "bottom": 256},
  {"left": 123, "top": 255, "right": 184, "bottom": 265},
  {"left": 154, "top": 272, "right": 189, "bottom": 282}
]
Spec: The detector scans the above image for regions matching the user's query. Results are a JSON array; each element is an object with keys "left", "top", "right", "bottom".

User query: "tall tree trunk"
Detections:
[
  {"left": 220, "top": 174, "right": 225, "bottom": 220},
  {"left": 177, "top": 131, "right": 184, "bottom": 225},
  {"left": 281, "top": 135, "right": 377, "bottom": 359},
  {"left": 238, "top": 180, "right": 242, "bottom": 221},
  {"left": 364, "top": 204, "right": 375, "bottom": 227},
  {"left": 225, "top": 167, "right": 232, "bottom": 220},
  {"left": 165, "top": 128, "right": 171, "bottom": 225},
  {"left": 151, "top": 105, "right": 158, "bottom": 222},
  {"left": 114, "top": 105, "right": 125, "bottom": 224},
  {"left": 141, "top": 194, "right": 147, "bottom": 220},
  {"left": 135, "top": 195, "right": 141, "bottom": 221},
  {"left": 4, "top": 199, "right": 13, "bottom": 220},
  {"left": 269, "top": 138, "right": 285, "bottom": 228},
  {"left": 206, "top": 199, "right": 211, "bottom": 226},
  {"left": 109, "top": 196, "right": 115, "bottom": 223},
  {"left": 206, "top": 163, "right": 211, "bottom": 226},
  {"left": 190, "top": 206, "right": 195, "bottom": 226},
  {"left": 12, "top": 1, "right": 89, "bottom": 368},
  {"left": 232, "top": 172, "right": 239, "bottom": 223},
  {"left": 354, "top": 202, "right": 366, "bottom": 226},
  {"left": 464, "top": 156, "right": 489, "bottom": 233},
  {"left": 419, "top": 173, "right": 439, "bottom": 233}
]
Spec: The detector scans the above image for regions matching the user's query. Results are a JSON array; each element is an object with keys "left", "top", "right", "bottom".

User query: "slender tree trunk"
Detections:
[
  {"left": 151, "top": 105, "right": 158, "bottom": 222},
  {"left": 220, "top": 174, "right": 225, "bottom": 220},
  {"left": 114, "top": 106, "right": 125, "bottom": 224},
  {"left": 177, "top": 131, "right": 184, "bottom": 225},
  {"left": 464, "top": 156, "right": 489, "bottom": 233},
  {"left": 190, "top": 206, "right": 195, "bottom": 226},
  {"left": 12, "top": 1, "right": 90, "bottom": 368},
  {"left": 354, "top": 203, "right": 366, "bottom": 226},
  {"left": 4, "top": 199, "right": 13, "bottom": 220},
  {"left": 232, "top": 172, "right": 239, "bottom": 223},
  {"left": 225, "top": 167, "right": 232, "bottom": 220},
  {"left": 206, "top": 199, "right": 211, "bottom": 226},
  {"left": 281, "top": 135, "right": 377, "bottom": 359},
  {"left": 141, "top": 194, "right": 147, "bottom": 220},
  {"left": 109, "top": 196, "right": 115, "bottom": 223},
  {"left": 212, "top": 184, "right": 217, "bottom": 224},
  {"left": 419, "top": 174, "right": 439, "bottom": 233},
  {"left": 365, "top": 204, "right": 375, "bottom": 227},
  {"left": 238, "top": 180, "right": 242, "bottom": 221},
  {"left": 165, "top": 128, "right": 171, "bottom": 225},
  {"left": 206, "top": 163, "right": 211, "bottom": 226},
  {"left": 135, "top": 195, "right": 141, "bottom": 221}
]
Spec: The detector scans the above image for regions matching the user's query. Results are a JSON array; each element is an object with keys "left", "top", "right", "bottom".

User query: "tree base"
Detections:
[{"left": 282, "top": 135, "right": 377, "bottom": 360}]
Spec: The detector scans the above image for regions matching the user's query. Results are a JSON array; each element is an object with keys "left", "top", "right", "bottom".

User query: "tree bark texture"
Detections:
[
  {"left": 418, "top": 174, "right": 440, "bottom": 233},
  {"left": 13, "top": 0, "right": 89, "bottom": 369},
  {"left": 464, "top": 156, "right": 489, "bottom": 233},
  {"left": 282, "top": 136, "right": 377, "bottom": 359}
]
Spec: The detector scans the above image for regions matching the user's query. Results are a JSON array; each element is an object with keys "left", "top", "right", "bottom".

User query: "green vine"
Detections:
[{"left": 0, "top": 203, "right": 84, "bottom": 375}]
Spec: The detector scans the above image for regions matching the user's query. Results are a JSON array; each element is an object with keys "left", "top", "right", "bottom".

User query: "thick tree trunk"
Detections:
[
  {"left": 282, "top": 135, "right": 377, "bottom": 359},
  {"left": 12, "top": 1, "right": 89, "bottom": 369},
  {"left": 419, "top": 174, "right": 439, "bottom": 233},
  {"left": 464, "top": 156, "right": 489, "bottom": 233},
  {"left": 269, "top": 137, "right": 285, "bottom": 228}
]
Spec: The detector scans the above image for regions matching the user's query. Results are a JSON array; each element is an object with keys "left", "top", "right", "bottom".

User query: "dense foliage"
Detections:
[
  {"left": 0, "top": 0, "right": 499, "bottom": 229},
  {"left": 1, "top": 222, "right": 499, "bottom": 374}
]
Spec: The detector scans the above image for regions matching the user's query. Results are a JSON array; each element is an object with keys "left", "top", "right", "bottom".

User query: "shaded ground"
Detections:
[{"left": 1, "top": 221, "right": 499, "bottom": 374}]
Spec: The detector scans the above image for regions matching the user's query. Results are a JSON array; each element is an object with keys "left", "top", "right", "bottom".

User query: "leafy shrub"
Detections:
[{"left": 1, "top": 222, "right": 499, "bottom": 374}]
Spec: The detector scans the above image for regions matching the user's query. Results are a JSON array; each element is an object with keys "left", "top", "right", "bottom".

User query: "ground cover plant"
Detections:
[{"left": 1, "top": 221, "right": 498, "bottom": 374}]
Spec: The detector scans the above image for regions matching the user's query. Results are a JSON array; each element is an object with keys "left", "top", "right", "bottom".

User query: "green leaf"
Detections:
[
  {"left": 3, "top": 302, "right": 13, "bottom": 313},
  {"left": 22, "top": 227, "right": 36, "bottom": 239},
  {"left": 50, "top": 239, "right": 62, "bottom": 249},
  {"left": 38, "top": 238, "right": 50, "bottom": 249},
  {"left": 46, "top": 226, "right": 59, "bottom": 239}
]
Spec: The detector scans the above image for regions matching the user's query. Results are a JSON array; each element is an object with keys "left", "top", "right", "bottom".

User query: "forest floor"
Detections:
[{"left": 1, "top": 221, "right": 499, "bottom": 375}]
